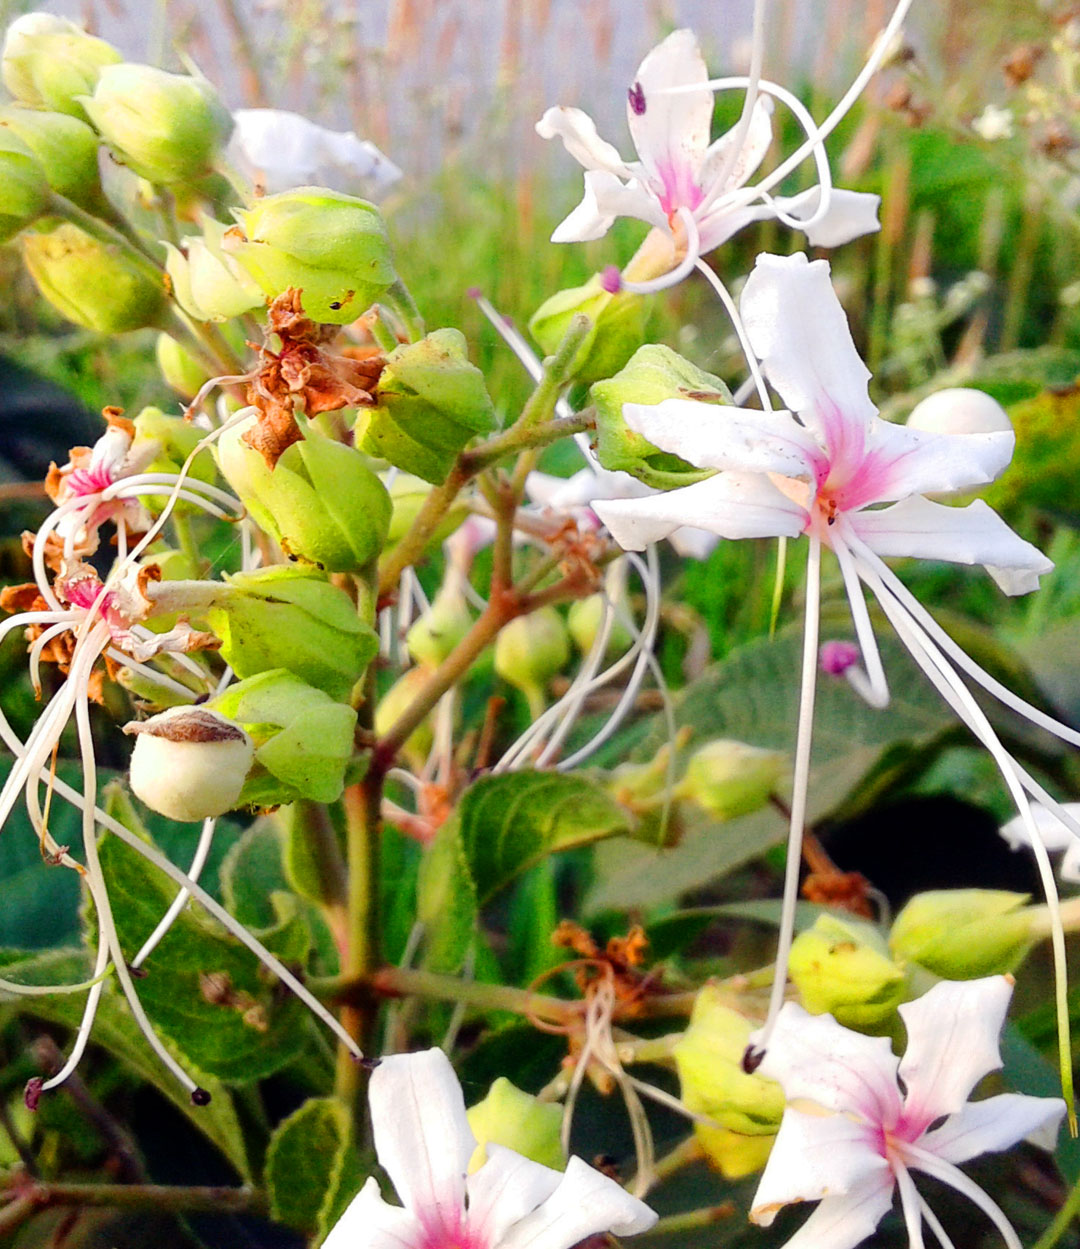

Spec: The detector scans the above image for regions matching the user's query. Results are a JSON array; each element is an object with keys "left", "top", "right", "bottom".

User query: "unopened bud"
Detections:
[
  {"left": 906, "top": 388, "right": 1012, "bottom": 437},
  {"left": 673, "top": 985, "right": 783, "bottom": 1178},
  {"left": 2, "top": 13, "right": 121, "bottom": 119},
  {"left": 406, "top": 582, "right": 473, "bottom": 668},
  {"left": 789, "top": 914, "right": 907, "bottom": 1029},
  {"left": 124, "top": 706, "right": 253, "bottom": 821},
  {"left": 155, "top": 333, "right": 209, "bottom": 400},
  {"left": 590, "top": 344, "right": 729, "bottom": 488},
  {"left": 567, "top": 593, "right": 633, "bottom": 659},
  {"left": 164, "top": 217, "right": 263, "bottom": 322},
  {"left": 22, "top": 222, "right": 166, "bottom": 332},
  {"left": 0, "top": 128, "right": 48, "bottom": 242},
  {"left": 494, "top": 607, "right": 569, "bottom": 715},
  {"left": 223, "top": 188, "right": 395, "bottom": 324},
  {"left": 0, "top": 106, "right": 103, "bottom": 210},
  {"left": 375, "top": 666, "right": 435, "bottom": 769},
  {"left": 81, "top": 64, "right": 232, "bottom": 185},
  {"left": 528, "top": 274, "right": 646, "bottom": 386},
  {"left": 208, "top": 565, "right": 377, "bottom": 702},
  {"left": 210, "top": 669, "right": 357, "bottom": 808},
  {"left": 466, "top": 1078, "right": 565, "bottom": 1173},
  {"left": 384, "top": 472, "right": 470, "bottom": 547},
  {"left": 674, "top": 739, "right": 785, "bottom": 822},
  {"left": 216, "top": 413, "right": 391, "bottom": 573},
  {"left": 889, "top": 889, "right": 1035, "bottom": 979},
  {"left": 359, "top": 329, "right": 496, "bottom": 485}
]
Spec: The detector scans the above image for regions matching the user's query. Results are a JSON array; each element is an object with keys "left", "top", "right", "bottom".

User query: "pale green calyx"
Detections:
[
  {"left": 155, "top": 334, "right": 209, "bottom": 401},
  {"left": 0, "top": 128, "right": 48, "bottom": 243},
  {"left": 889, "top": 889, "right": 1036, "bottom": 979},
  {"left": 528, "top": 273, "right": 646, "bottom": 386},
  {"left": 1, "top": 13, "right": 121, "bottom": 119},
  {"left": 789, "top": 913, "right": 908, "bottom": 1030},
  {"left": 164, "top": 217, "right": 263, "bottom": 322},
  {"left": 466, "top": 1078, "right": 566, "bottom": 1173},
  {"left": 673, "top": 738, "right": 785, "bottom": 822},
  {"left": 0, "top": 105, "right": 103, "bottom": 210}
]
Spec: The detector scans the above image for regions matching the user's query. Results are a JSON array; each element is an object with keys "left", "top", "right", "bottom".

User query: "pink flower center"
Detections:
[
  {"left": 66, "top": 465, "right": 116, "bottom": 497},
  {"left": 654, "top": 158, "right": 705, "bottom": 218},
  {"left": 416, "top": 1212, "right": 487, "bottom": 1249}
]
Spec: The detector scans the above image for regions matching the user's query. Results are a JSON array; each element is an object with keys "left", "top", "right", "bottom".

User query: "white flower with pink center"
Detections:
[
  {"left": 323, "top": 1047, "right": 656, "bottom": 1249},
  {"left": 752, "top": 977, "right": 1065, "bottom": 1249}
]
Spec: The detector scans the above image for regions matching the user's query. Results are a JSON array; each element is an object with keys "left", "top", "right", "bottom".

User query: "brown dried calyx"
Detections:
[
  {"left": 244, "top": 288, "right": 386, "bottom": 468},
  {"left": 123, "top": 706, "right": 246, "bottom": 744},
  {"left": 0, "top": 582, "right": 112, "bottom": 703}
]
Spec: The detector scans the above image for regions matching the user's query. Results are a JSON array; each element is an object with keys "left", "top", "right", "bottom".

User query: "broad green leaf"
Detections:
[
  {"left": 0, "top": 948, "right": 250, "bottom": 1179},
  {"left": 264, "top": 1096, "right": 363, "bottom": 1238},
  {"left": 586, "top": 628, "right": 953, "bottom": 913}
]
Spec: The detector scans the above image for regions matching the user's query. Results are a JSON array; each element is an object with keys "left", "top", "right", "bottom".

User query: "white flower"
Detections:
[
  {"left": 1001, "top": 805, "right": 1080, "bottom": 884},
  {"left": 537, "top": 28, "right": 881, "bottom": 260},
  {"left": 324, "top": 1047, "right": 657, "bottom": 1249},
  {"left": 973, "top": 104, "right": 1015, "bottom": 142},
  {"left": 752, "top": 977, "right": 1064, "bottom": 1249},
  {"left": 228, "top": 108, "right": 402, "bottom": 196}
]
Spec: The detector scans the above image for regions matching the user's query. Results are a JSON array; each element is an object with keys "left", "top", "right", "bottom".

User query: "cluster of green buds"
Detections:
[{"left": 528, "top": 271, "right": 647, "bottom": 385}]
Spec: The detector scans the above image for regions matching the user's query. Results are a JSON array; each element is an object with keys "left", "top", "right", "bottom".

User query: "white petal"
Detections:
[
  {"left": 549, "top": 169, "right": 664, "bottom": 243},
  {"left": 840, "top": 419, "right": 1015, "bottom": 510},
  {"left": 323, "top": 1177, "right": 422, "bottom": 1249},
  {"left": 847, "top": 497, "right": 1053, "bottom": 594},
  {"left": 699, "top": 96, "right": 775, "bottom": 192},
  {"left": 921, "top": 1094, "right": 1066, "bottom": 1165},
  {"left": 740, "top": 253, "right": 877, "bottom": 457},
  {"left": 771, "top": 187, "right": 882, "bottom": 247},
  {"left": 756, "top": 1003, "right": 902, "bottom": 1123},
  {"left": 594, "top": 472, "right": 807, "bottom": 551},
  {"left": 696, "top": 201, "right": 772, "bottom": 252},
  {"left": 622, "top": 399, "right": 823, "bottom": 479},
  {"left": 1000, "top": 804, "right": 1080, "bottom": 853},
  {"left": 751, "top": 1106, "right": 890, "bottom": 1220},
  {"left": 536, "top": 106, "right": 633, "bottom": 177},
  {"left": 89, "top": 425, "right": 133, "bottom": 477},
  {"left": 897, "top": 976, "right": 1013, "bottom": 1126},
  {"left": 1061, "top": 838, "right": 1080, "bottom": 883},
  {"left": 369, "top": 1048, "right": 476, "bottom": 1224},
  {"left": 497, "top": 1156, "right": 656, "bottom": 1249},
  {"left": 762, "top": 1182, "right": 896, "bottom": 1249},
  {"left": 626, "top": 28, "right": 713, "bottom": 198},
  {"left": 465, "top": 1145, "right": 562, "bottom": 1246}
]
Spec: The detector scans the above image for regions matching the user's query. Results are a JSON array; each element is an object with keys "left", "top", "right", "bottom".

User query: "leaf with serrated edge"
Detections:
[{"left": 265, "top": 1096, "right": 362, "bottom": 1236}]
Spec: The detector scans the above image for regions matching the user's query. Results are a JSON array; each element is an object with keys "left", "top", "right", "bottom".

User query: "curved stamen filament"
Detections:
[
  {"left": 621, "top": 207, "right": 701, "bottom": 295},
  {"left": 901, "top": 1141, "right": 1023, "bottom": 1249},
  {"left": 693, "top": 259, "right": 772, "bottom": 412},
  {"left": 132, "top": 817, "right": 217, "bottom": 969},
  {"left": 832, "top": 533, "right": 890, "bottom": 709}
]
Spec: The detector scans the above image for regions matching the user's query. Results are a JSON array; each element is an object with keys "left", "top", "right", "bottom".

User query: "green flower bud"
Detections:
[
  {"left": 164, "top": 217, "right": 263, "bottom": 322},
  {"left": 123, "top": 706, "right": 254, "bottom": 822},
  {"left": 155, "top": 333, "right": 209, "bottom": 401},
  {"left": 494, "top": 607, "right": 570, "bottom": 717},
  {"left": 0, "top": 128, "right": 48, "bottom": 242},
  {"left": 216, "top": 413, "right": 391, "bottom": 573},
  {"left": 206, "top": 565, "right": 377, "bottom": 702},
  {"left": 22, "top": 222, "right": 166, "bottom": 332},
  {"left": 375, "top": 666, "right": 434, "bottom": 770},
  {"left": 889, "top": 889, "right": 1036, "bottom": 979},
  {"left": 590, "top": 344, "right": 731, "bottom": 489},
  {"left": 673, "top": 739, "right": 785, "bottom": 822},
  {"left": 466, "top": 1078, "right": 566, "bottom": 1173},
  {"left": 223, "top": 188, "right": 395, "bottom": 324},
  {"left": 528, "top": 274, "right": 646, "bottom": 386},
  {"left": 567, "top": 593, "right": 633, "bottom": 659},
  {"left": 359, "top": 329, "right": 497, "bottom": 485},
  {"left": 385, "top": 471, "right": 470, "bottom": 547},
  {"left": 2, "top": 13, "right": 121, "bottom": 119},
  {"left": 673, "top": 985, "right": 784, "bottom": 1179},
  {"left": 406, "top": 583, "right": 473, "bottom": 668},
  {"left": 81, "top": 63, "right": 232, "bottom": 185},
  {"left": 0, "top": 105, "right": 103, "bottom": 210},
  {"left": 790, "top": 914, "right": 908, "bottom": 1030},
  {"left": 607, "top": 733, "right": 692, "bottom": 849},
  {"left": 210, "top": 669, "right": 357, "bottom": 808}
]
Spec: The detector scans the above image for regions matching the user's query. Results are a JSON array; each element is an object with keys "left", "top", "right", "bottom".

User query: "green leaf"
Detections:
[
  {"left": 0, "top": 947, "right": 250, "bottom": 1179},
  {"left": 586, "top": 627, "right": 953, "bottom": 913},
  {"left": 264, "top": 1096, "right": 363, "bottom": 1238}
]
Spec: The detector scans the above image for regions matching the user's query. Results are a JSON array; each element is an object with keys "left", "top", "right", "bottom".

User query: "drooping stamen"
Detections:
[
  {"left": 693, "top": 258, "right": 772, "bottom": 412},
  {"left": 900, "top": 1142, "right": 1024, "bottom": 1249},
  {"left": 831, "top": 534, "right": 890, "bottom": 708},
  {"left": 131, "top": 816, "right": 217, "bottom": 968},
  {"left": 894, "top": 1161, "right": 928, "bottom": 1249}
]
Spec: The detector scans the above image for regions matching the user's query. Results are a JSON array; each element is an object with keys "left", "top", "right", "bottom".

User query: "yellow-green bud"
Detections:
[
  {"left": 494, "top": 607, "right": 570, "bottom": 715},
  {"left": 207, "top": 565, "right": 377, "bottom": 702},
  {"left": 789, "top": 914, "right": 908, "bottom": 1030},
  {"left": 164, "top": 217, "right": 263, "bottom": 322},
  {"left": 590, "top": 344, "right": 729, "bottom": 489},
  {"left": 567, "top": 593, "right": 633, "bottom": 659},
  {"left": 359, "top": 329, "right": 496, "bottom": 485},
  {"left": 673, "top": 739, "right": 785, "bottom": 822},
  {"left": 0, "top": 128, "right": 48, "bottom": 242},
  {"left": 210, "top": 669, "right": 357, "bottom": 808},
  {"left": 81, "top": 64, "right": 232, "bottom": 185},
  {"left": 528, "top": 274, "right": 646, "bottom": 386},
  {"left": 0, "top": 105, "right": 103, "bottom": 210},
  {"left": 673, "top": 986, "right": 784, "bottom": 1179},
  {"left": 406, "top": 583, "right": 473, "bottom": 668},
  {"left": 22, "top": 222, "right": 165, "bottom": 332},
  {"left": 607, "top": 734, "right": 691, "bottom": 849},
  {"left": 223, "top": 188, "right": 395, "bottom": 324},
  {"left": 1, "top": 13, "right": 121, "bottom": 119},
  {"left": 889, "top": 889, "right": 1036, "bottom": 979},
  {"left": 384, "top": 471, "right": 470, "bottom": 547},
  {"left": 123, "top": 706, "right": 254, "bottom": 822},
  {"left": 466, "top": 1078, "right": 566, "bottom": 1173},
  {"left": 155, "top": 333, "right": 209, "bottom": 401},
  {"left": 216, "top": 413, "right": 391, "bottom": 573},
  {"left": 375, "top": 666, "right": 434, "bottom": 770}
]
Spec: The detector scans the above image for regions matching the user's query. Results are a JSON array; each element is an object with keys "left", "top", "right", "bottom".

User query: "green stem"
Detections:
[
  {"left": 45, "top": 190, "right": 165, "bottom": 289},
  {"left": 647, "top": 1205, "right": 735, "bottom": 1235},
  {"left": 1, "top": 1183, "right": 265, "bottom": 1216},
  {"left": 377, "top": 464, "right": 469, "bottom": 599},
  {"left": 371, "top": 308, "right": 401, "bottom": 353},
  {"left": 1035, "top": 1171, "right": 1080, "bottom": 1249},
  {"left": 383, "top": 278, "right": 425, "bottom": 343},
  {"left": 515, "top": 313, "right": 591, "bottom": 433},
  {"left": 461, "top": 411, "right": 594, "bottom": 474}
]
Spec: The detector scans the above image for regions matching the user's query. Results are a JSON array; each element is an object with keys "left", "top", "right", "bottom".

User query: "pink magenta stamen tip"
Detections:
[
  {"left": 600, "top": 265, "right": 622, "bottom": 294},
  {"left": 466, "top": 286, "right": 482, "bottom": 300},
  {"left": 820, "top": 640, "right": 860, "bottom": 676}
]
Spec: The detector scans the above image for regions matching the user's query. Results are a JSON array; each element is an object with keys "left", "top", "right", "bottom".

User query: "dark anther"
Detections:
[
  {"left": 359, "top": 1056, "right": 382, "bottom": 1071},
  {"left": 191, "top": 1087, "right": 213, "bottom": 1106},
  {"left": 24, "top": 1077, "right": 43, "bottom": 1111},
  {"left": 193, "top": 692, "right": 210, "bottom": 705},
  {"left": 741, "top": 1044, "right": 765, "bottom": 1074},
  {"left": 628, "top": 81, "right": 646, "bottom": 116},
  {"left": 127, "top": 964, "right": 149, "bottom": 979}
]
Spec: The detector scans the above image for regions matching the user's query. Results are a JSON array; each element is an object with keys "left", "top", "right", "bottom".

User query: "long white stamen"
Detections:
[
  {"left": 832, "top": 533, "right": 890, "bottom": 708},
  {"left": 693, "top": 259, "right": 772, "bottom": 411},
  {"left": 705, "top": 0, "right": 769, "bottom": 202},
  {"left": 760, "top": 533, "right": 821, "bottom": 1047},
  {"left": 901, "top": 1143, "right": 1023, "bottom": 1249},
  {"left": 918, "top": 1194, "right": 958, "bottom": 1249},
  {"left": 894, "top": 1161, "right": 927, "bottom": 1249},
  {"left": 131, "top": 817, "right": 217, "bottom": 968}
]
